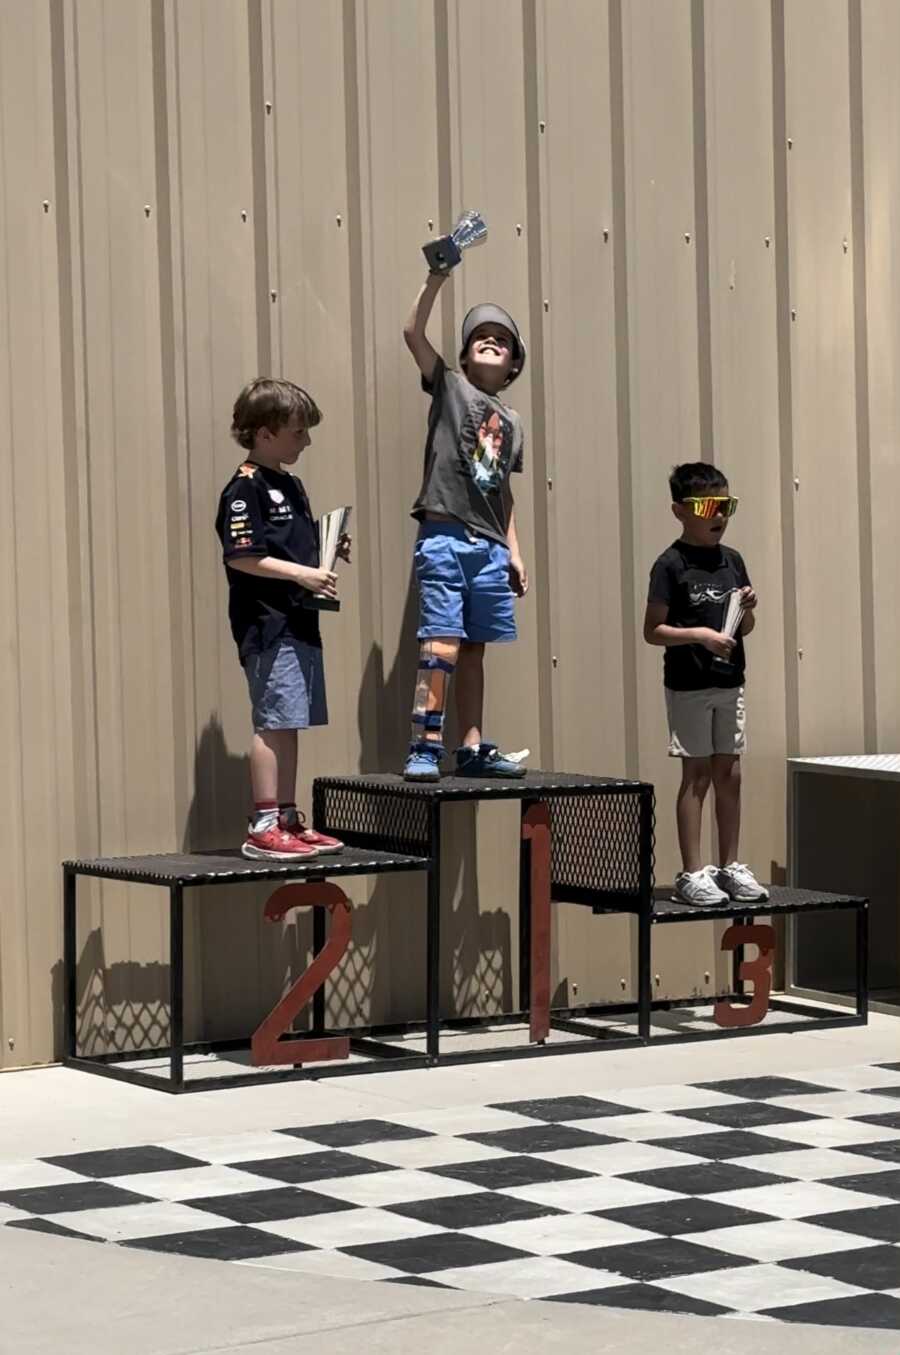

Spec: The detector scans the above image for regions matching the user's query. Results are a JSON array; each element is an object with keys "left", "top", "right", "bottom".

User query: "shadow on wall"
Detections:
[
  {"left": 52, "top": 929, "right": 170, "bottom": 1059},
  {"left": 183, "top": 715, "right": 250, "bottom": 853},
  {"left": 351, "top": 570, "right": 515, "bottom": 1023},
  {"left": 182, "top": 716, "right": 314, "bottom": 1044}
]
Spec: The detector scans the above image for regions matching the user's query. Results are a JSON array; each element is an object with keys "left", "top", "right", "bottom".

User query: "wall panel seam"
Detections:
[{"left": 847, "top": 0, "right": 877, "bottom": 751}]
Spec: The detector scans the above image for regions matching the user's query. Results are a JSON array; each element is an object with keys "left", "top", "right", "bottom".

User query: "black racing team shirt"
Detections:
[
  {"left": 648, "top": 539, "right": 751, "bottom": 690},
  {"left": 215, "top": 461, "right": 321, "bottom": 660}
]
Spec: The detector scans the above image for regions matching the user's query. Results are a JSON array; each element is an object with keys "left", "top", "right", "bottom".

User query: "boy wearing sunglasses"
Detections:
[{"left": 644, "top": 462, "right": 767, "bottom": 905}]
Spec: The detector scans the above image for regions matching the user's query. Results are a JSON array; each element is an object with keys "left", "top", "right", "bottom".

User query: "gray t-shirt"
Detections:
[{"left": 411, "top": 358, "right": 524, "bottom": 545}]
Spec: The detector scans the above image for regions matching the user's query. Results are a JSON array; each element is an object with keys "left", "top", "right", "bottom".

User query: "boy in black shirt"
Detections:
[
  {"left": 402, "top": 264, "right": 529, "bottom": 781},
  {"left": 644, "top": 463, "right": 768, "bottom": 905},
  {"left": 216, "top": 378, "right": 348, "bottom": 861}
]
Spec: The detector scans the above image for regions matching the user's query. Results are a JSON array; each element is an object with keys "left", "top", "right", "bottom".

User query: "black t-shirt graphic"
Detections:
[
  {"left": 648, "top": 540, "right": 751, "bottom": 690},
  {"left": 215, "top": 461, "right": 321, "bottom": 660},
  {"left": 411, "top": 358, "right": 524, "bottom": 545}
]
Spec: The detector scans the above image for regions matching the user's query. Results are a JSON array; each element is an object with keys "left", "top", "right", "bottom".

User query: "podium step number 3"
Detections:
[{"left": 714, "top": 922, "right": 775, "bottom": 1029}]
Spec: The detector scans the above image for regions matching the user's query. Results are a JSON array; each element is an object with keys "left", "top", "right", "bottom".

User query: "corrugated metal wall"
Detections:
[{"left": 1, "top": 0, "right": 897, "bottom": 1069}]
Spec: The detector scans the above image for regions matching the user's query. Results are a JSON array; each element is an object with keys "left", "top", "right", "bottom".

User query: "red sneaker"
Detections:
[
  {"left": 241, "top": 825, "right": 319, "bottom": 862},
  {"left": 281, "top": 811, "right": 344, "bottom": 855}
]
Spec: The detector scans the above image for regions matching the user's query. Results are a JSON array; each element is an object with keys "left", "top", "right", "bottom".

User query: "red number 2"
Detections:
[{"left": 251, "top": 882, "right": 352, "bottom": 1066}]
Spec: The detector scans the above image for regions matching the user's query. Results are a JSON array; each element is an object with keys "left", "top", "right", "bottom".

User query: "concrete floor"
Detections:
[{"left": 2, "top": 1016, "right": 898, "bottom": 1354}]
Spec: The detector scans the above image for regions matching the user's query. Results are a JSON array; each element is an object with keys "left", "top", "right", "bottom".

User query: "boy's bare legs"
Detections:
[
  {"left": 242, "top": 728, "right": 320, "bottom": 857},
  {"left": 455, "top": 641, "right": 485, "bottom": 748},
  {"left": 250, "top": 729, "right": 298, "bottom": 804},
  {"left": 711, "top": 753, "right": 741, "bottom": 864},
  {"left": 675, "top": 757, "right": 712, "bottom": 874}
]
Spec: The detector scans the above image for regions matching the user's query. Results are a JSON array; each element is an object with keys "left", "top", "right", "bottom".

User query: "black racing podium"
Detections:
[{"left": 61, "top": 769, "right": 868, "bottom": 1093}]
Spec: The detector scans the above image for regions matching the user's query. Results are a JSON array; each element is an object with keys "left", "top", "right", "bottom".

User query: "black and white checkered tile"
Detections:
[{"left": 3, "top": 1063, "right": 900, "bottom": 1327}]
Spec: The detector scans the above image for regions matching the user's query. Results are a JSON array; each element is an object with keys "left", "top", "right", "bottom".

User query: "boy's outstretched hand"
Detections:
[{"left": 509, "top": 555, "right": 529, "bottom": 597}]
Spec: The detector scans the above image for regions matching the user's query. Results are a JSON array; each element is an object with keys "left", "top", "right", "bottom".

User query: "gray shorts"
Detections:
[
  {"left": 243, "top": 636, "right": 328, "bottom": 731},
  {"left": 665, "top": 686, "right": 746, "bottom": 758}
]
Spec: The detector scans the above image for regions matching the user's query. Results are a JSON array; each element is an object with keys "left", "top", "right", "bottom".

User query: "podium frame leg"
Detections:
[
  {"left": 426, "top": 802, "right": 441, "bottom": 1062},
  {"left": 169, "top": 885, "right": 184, "bottom": 1090}
]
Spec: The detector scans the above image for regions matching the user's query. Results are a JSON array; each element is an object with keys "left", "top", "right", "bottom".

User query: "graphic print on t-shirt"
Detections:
[
  {"left": 687, "top": 584, "right": 732, "bottom": 606},
  {"left": 460, "top": 399, "right": 514, "bottom": 494},
  {"left": 647, "top": 540, "right": 750, "bottom": 690}
]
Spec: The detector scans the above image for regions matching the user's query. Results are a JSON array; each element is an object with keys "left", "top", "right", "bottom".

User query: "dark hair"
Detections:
[
  {"left": 669, "top": 461, "right": 728, "bottom": 502},
  {"left": 231, "top": 378, "right": 322, "bottom": 451}
]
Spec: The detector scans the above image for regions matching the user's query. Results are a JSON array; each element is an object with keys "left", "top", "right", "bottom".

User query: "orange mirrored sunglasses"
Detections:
[{"left": 682, "top": 495, "right": 739, "bottom": 519}]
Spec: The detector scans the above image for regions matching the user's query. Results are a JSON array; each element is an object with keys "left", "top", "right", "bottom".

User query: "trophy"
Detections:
[
  {"left": 422, "top": 210, "right": 487, "bottom": 273},
  {"left": 711, "top": 589, "right": 745, "bottom": 673},
  {"left": 304, "top": 505, "right": 352, "bottom": 612}
]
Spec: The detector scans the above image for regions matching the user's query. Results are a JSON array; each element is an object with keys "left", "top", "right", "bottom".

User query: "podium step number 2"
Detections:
[{"left": 252, "top": 882, "right": 352, "bottom": 1066}]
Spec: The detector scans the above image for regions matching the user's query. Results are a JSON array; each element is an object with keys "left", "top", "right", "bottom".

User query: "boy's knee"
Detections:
[
  {"left": 420, "top": 637, "right": 460, "bottom": 668},
  {"left": 711, "top": 755, "right": 741, "bottom": 788},
  {"left": 681, "top": 758, "right": 712, "bottom": 793}
]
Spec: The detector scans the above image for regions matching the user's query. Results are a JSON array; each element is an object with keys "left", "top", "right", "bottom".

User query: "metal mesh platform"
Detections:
[
  {"left": 62, "top": 846, "right": 428, "bottom": 887},
  {"left": 314, "top": 770, "right": 645, "bottom": 798},
  {"left": 789, "top": 753, "right": 900, "bottom": 780},
  {"left": 653, "top": 884, "right": 865, "bottom": 923},
  {"left": 313, "top": 772, "right": 654, "bottom": 910}
]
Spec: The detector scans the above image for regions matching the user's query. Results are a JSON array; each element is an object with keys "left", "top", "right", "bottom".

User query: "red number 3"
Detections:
[{"left": 714, "top": 923, "right": 775, "bottom": 1028}]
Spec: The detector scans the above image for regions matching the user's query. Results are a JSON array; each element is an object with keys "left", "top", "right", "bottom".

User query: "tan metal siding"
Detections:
[{"left": 0, "top": 0, "right": 895, "bottom": 1066}]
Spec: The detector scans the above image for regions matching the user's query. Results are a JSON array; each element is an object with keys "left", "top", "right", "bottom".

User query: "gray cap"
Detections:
[{"left": 459, "top": 304, "right": 526, "bottom": 385}]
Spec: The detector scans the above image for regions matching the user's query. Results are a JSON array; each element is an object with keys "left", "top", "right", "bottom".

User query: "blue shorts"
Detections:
[
  {"left": 414, "top": 522, "right": 517, "bottom": 644},
  {"left": 242, "top": 635, "right": 328, "bottom": 731}
]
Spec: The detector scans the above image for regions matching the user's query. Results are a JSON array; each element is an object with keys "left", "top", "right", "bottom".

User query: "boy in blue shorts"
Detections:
[
  {"left": 216, "top": 378, "right": 347, "bottom": 860},
  {"left": 402, "top": 266, "right": 529, "bottom": 781},
  {"left": 644, "top": 462, "right": 768, "bottom": 905}
]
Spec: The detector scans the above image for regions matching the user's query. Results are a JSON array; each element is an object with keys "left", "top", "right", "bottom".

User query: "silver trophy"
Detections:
[
  {"left": 422, "top": 210, "right": 487, "bottom": 273},
  {"left": 304, "top": 505, "right": 352, "bottom": 612},
  {"left": 711, "top": 589, "right": 745, "bottom": 673}
]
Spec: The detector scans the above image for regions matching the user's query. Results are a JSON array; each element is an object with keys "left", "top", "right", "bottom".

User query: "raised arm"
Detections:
[{"left": 403, "top": 272, "right": 448, "bottom": 382}]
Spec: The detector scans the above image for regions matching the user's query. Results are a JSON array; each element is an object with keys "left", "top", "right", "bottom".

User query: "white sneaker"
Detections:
[
  {"left": 673, "top": 866, "right": 729, "bottom": 906},
  {"left": 717, "top": 862, "right": 770, "bottom": 902}
]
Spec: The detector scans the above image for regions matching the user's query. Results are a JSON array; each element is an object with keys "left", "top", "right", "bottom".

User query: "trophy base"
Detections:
[
  {"left": 302, "top": 596, "right": 341, "bottom": 612},
  {"left": 422, "top": 236, "right": 462, "bottom": 273}
]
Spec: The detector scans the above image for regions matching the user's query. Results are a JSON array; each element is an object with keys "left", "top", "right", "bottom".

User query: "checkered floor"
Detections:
[{"left": 3, "top": 1064, "right": 900, "bottom": 1328}]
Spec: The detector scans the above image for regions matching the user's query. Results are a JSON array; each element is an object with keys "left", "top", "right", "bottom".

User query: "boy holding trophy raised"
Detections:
[
  {"left": 402, "top": 214, "right": 530, "bottom": 781},
  {"left": 643, "top": 462, "right": 768, "bottom": 905}
]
